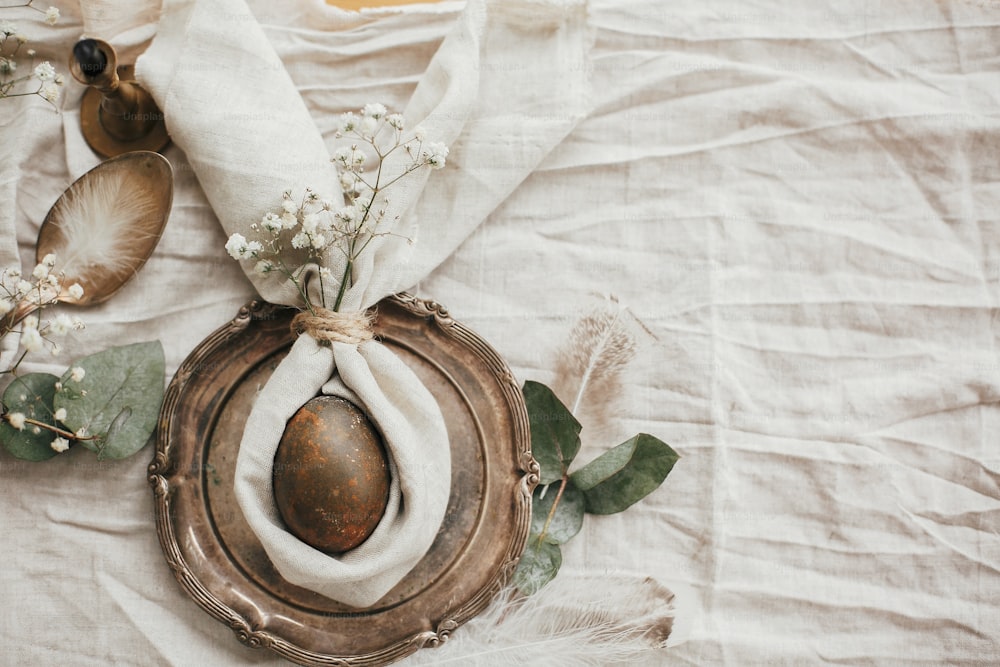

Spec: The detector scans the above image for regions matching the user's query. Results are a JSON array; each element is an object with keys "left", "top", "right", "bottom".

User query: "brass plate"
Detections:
[{"left": 149, "top": 295, "right": 536, "bottom": 666}]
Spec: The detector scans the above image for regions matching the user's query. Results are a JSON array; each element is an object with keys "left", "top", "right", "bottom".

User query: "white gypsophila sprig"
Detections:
[
  {"left": 225, "top": 103, "right": 450, "bottom": 315},
  {"left": 33, "top": 61, "right": 53, "bottom": 80},
  {"left": 0, "top": 255, "right": 85, "bottom": 369},
  {"left": 0, "top": 247, "right": 93, "bottom": 455},
  {"left": 0, "top": 3, "right": 63, "bottom": 107}
]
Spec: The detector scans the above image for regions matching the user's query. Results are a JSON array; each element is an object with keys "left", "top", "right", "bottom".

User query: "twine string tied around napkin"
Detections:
[{"left": 291, "top": 307, "right": 374, "bottom": 345}]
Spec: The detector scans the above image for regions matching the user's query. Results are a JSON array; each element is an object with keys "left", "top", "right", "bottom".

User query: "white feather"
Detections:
[
  {"left": 551, "top": 296, "right": 655, "bottom": 445},
  {"left": 402, "top": 574, "right": 674, "bottom": 666},
  {"left": 46, "top": 165, "right": 163, "bottom": 284}
]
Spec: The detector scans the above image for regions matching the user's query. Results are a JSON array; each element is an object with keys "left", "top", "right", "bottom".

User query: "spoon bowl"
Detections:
[{"left": 36, "top": 151, "right": 173, "bottom": 307}]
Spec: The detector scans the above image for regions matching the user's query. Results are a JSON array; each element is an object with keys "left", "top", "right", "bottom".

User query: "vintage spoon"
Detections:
[{"left": 12, "top": 151, "right": 173, "bottom": 323}]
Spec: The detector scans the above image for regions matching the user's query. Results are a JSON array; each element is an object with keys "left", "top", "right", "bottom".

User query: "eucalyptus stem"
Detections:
[{"left": 536, "top": 474, "right": 569, "bottom": 545}]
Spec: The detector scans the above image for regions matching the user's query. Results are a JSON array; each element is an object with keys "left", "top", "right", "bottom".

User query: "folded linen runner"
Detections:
[{"left": 130, "top": 0, "right": 591, "bottom": 606}]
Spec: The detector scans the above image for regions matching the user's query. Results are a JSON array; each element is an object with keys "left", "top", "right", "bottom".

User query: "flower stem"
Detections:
[
  {"left": 3, "top": 414, "right": 98, "bottom": 441},
  {"left": 332, "top": 257, "right": 352, "bottom": 312}
]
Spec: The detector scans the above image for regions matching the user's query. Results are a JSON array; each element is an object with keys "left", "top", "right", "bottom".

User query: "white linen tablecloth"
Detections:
[{"left": 1, "top": 0, "right": 999, "bottom": 664}]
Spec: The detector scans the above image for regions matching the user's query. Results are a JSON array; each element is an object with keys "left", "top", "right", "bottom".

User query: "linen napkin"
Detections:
[{"left": 134, "top": 0, "right": 592, "bottom": 607}]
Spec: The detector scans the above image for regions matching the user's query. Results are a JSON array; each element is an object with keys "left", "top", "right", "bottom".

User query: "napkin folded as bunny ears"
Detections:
[{"left": 131, "top": 0, "right": 592, "bottom": 607}]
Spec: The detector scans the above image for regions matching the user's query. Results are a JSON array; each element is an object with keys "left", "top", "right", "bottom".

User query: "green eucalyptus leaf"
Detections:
[
  {"left": 513, "top": 538, "right": 562, "bottom": 596},
  {"left": 54, "top": 341, "right": 165, "bottom": 460},
  {"left": 0, "top": 373, "right": 61, "bottom": 461},
  {"left": 530, "top": 480, "right": 585, "bottom": 545},
  {"left": 522, "top": 380, "right": 582, "bottom": 485},
  {"left": 570, "top": 433, "right": 679, "bottom": 515}
]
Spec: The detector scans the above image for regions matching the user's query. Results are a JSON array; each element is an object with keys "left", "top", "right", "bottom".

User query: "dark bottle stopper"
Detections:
[{"left": 73, "top": 39, "right": 107, "bottom": 78}]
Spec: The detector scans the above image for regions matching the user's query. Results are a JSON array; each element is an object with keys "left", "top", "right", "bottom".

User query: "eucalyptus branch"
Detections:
[{"left": 536, "top": 474, "right": 569, "bottom": 546}]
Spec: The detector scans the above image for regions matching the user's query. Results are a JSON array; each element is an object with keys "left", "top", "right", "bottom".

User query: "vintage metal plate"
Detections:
[{"left": 149, "top": 295, "right": 536, "bottom": 666}]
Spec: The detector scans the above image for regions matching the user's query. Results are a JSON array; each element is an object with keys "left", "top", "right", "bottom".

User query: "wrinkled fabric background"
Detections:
[{"left": 1, "top": 0, "right": 998, "bottom": 664}]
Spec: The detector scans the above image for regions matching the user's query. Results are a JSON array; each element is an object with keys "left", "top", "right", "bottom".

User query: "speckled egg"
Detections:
[{"left": 272, "top": 395, "right": 390, "bottom": 554}]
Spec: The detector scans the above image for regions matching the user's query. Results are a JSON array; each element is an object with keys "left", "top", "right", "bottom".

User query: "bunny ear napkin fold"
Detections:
[{"left": 128, "top": 0, "right": 593, "bottom": 660}]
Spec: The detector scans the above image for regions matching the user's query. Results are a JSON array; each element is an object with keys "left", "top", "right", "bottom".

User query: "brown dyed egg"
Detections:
[{"left": 273, "top": 396, "right": 390, "bottom": 554}]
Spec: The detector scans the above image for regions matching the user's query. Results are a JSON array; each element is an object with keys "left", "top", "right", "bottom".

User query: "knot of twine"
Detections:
[{"left": 291, "top": 307, "right": 374, "bottom": 345}]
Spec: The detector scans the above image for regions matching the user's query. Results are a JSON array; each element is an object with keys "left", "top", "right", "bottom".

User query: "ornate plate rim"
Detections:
[{"left": 149, "top": 293, "right": 537, "bottom": 666}]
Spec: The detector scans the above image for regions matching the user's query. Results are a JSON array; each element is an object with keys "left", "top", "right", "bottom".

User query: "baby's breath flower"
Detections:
[
  {"left": 332, "top": 146, "right": 353, "bottom": 166},
  {"left": 0, "top": 58, "right": 16, "bottom": 75},
  {"left": 261, "top": 212, "right": 283, "bottom": 234},
  {"left": 71, "top": 317, "right": 84, "bottom": 330},
  {"left": 282, "top": 199, "right": 298, "bottom": 215},
  {"left": 360, "top": 116, "right": 378, "bottom": 138},
  {"left": 67, "top": 283, "right": 84, "bottom": 300},
  {"left": 422, "top": 142, "right": 449, "bottom": 170},
  {"left": 338, "top": 111, "right": 357, "bottom": 134},
  {"left": 362, "top": 102, "right": 386, "bottom": 119},
  {"left": 50, "top": 437, "right": 69, "bottom": 453},
  {"left": 301, "top": 212, "right": 320, "bottom": 235},
  {"left": 54, "top": 408, "right": 67, "bottom": 421},
  {"left": 0, "top": 20, "right": 16, "bottom": 36},
  {"left": 225, "top": 233, "right": 261, "bottom": 260},
  {"left": 7, "top": 412, "right": 26, "bottom": 430},
  {"left": 44, "top": 7, "right": 60, "bottom": 25},
  {"left": 32, "top": 261, "right": 49, "bottom": 279},
  {"left": 280, "top": 211, "right": 297, "bottom": 229},
  {"left": 335, "top": 204, "right": 359, "bottom": 225},
  {"left": 70, "top": 366, "right": 85, "bottom": 383},
  {"left": 16, "top": 279, "right": 32, "bottom": 295},
  {"left": 20, "top": 327, "right": 43, "bottom": 352},
  {"left": 15, "top": 33, "right": 27, "bottom": 45},
  {"left": 253, "top": 259, "right": 274, "bottom": 275},
  {"left": 290, "top": 232, "right": 310, "bottom": 249},
  {"left": 310, "top": 233, "right": 327, "bottom": 250},
  {"left": 39, "top": 82, "right": 60, "bottom": 103},
  {"left": 34, "top": 62, "right": 56, "bottom": 82},
  {"left": 23, "top": 315, "right": 38, "bottom": 330},
  {"left": 225, "top": 233, "right": 248, "bottom": 258},
  {"left": 387, "top": 114, "right": 404, "bottom": 131},
  {"left": 49, "top": 313, "right": 74, "bottom": 336}
]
